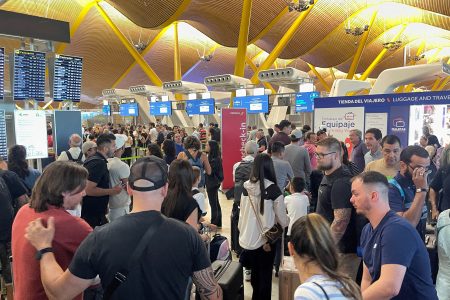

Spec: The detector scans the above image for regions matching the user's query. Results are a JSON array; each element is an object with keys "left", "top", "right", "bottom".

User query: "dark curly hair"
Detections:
[{"left": 183, "top": 136, "right": 201, "bottom": 151}]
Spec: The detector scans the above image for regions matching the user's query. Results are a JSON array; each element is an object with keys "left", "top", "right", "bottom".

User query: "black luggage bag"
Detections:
[
  {"left": 230, "top": 202, "right": 243, "bottom": 256},
  {"left": 212, "top": 260, "right": 244, "bottom": 300}
]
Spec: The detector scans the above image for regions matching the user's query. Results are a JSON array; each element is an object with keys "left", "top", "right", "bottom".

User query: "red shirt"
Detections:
[
  {"left": 303, "top": 141, "right": 317, "bottom": 170},
  {"left": 12, "top": 205, "right": 92, "bottom": 300}
]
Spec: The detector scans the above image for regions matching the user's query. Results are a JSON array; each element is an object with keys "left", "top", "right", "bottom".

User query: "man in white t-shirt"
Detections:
[
  {"left": 107, "top": 134, "right": 131, "bottom": 221},
  {"left": 57, "top": 134, "right": 84, "bottom": 162},
  {"left": 284, "top": 177, "right": 309, "bottom": 236}
]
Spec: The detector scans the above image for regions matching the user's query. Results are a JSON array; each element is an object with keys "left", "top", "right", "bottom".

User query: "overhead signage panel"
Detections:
[
  {"left": 295, "top": 91, "right": 319, "bottom": 113},
  {"left": 150, "top": 101, "right": 172, "bottom": 116},
  {"left": 102, "top": 105, "right": 111, "bottom": 116},
  {"left": 119, "top": 103, "right": 139, "bottom": 117},
  {"left": 0, "top": 48, "right": 4, "bottom": 100},
  {"left": 186, "top": 98, "right": 215, "bottom": 115},
  {"left": 13, "top": 49, "right": 46, "bottom": 101},
  {"left": 233, "top": 95, "right": 269, "bottom": 114},
  {"left": 52, "top": 54, "right": 83, "bottom": 101}
]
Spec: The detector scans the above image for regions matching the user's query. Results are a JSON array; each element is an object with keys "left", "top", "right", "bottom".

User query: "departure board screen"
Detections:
[
  {"left": 52, "top": 54, "right": 82, "bottom": 101},
  {"left": 233, "top": 95, "right": 269, "bottom": 114},
  {"left": 0, "top": 48, "right": 4, "bottom": 100},
  {"left": 186, "top": 99, "right": 215, "bottom": 115},
  {"left": 13, "top": 49, "right": 46, "bottom": 101}
]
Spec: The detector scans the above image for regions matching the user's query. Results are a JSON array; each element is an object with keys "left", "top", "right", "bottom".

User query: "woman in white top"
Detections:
[
  {"left": 288, "top": 213, "right": 361, "bottom": 300},
  {"left": 238, "top": 153, "right": 289, "bottom": 300},
  {"left": 436, "top": 209, "right": 450, "bottom": 300}
]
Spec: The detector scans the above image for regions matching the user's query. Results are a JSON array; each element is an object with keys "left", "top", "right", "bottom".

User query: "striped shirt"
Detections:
[{"left": 294, "top": 275, "right": 352, "bottom": 300}]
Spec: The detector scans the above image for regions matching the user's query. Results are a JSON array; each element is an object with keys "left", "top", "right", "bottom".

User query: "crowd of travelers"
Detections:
[{"left": 0, "top": 118, "right": 449, "bottom": 300}]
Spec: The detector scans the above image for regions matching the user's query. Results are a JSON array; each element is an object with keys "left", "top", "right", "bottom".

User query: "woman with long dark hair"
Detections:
[
  {"left": 161, "top": 159, "right": 199, "bottom": 229},
  {"left": 162, "top": 139, "right": 176, "bottom": 165},
  {"left": 340, "top": 141, "right": 361, "bottom": 176},
  {"left": 205, "top": 140, "right": 224, "bottom": 227},
  {"left": 289, "top": 213, "right": 362, "bottom": 299},
  {"left": 238, "top": 153, "right": 289, "bottom": 300},
  {"left": 8, "top": 145, "right": 41, "bottom": 194}
]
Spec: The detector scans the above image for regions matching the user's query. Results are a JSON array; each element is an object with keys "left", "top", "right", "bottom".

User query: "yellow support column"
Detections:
[
  {"left": 250, "top": 1, "right": 316, "bottom": 84},
  {"left": 329, "top": 68, "right": 336, "bottom": 81},
  {"left": 249, "top": 7, "right": 288, "bottom": 44},
  {"left": 307, "top": 63, "right": 331, "bottom": 92},
  {"left": 431, "top": 78, "right": 443, "bottom": 91},
  {"left": 96, "top": 2, "right": 163, "bottom": 86},
  {"left": 112, "top": 26, "right": 171, "bottom": 88},
  {"left": 56, "top": 0, "right": 96, "bottom": 54},
  {"left": 174, "top": 22, "right": 182, "bottom": 81},
  {"left": 347, "top": 10, "right": 378, "bottom": 79},
  {"left": 234, "top": 0, "right": 252, "bottom": 77},
  {"left": 360, "top": 24, "right": 407, "bottom": 81},
  {"left": 437, "top": 77, "right": 450, "bottom": 91},
  {"left": 245, "top": 56, "right": 276, "bottom": 94}
]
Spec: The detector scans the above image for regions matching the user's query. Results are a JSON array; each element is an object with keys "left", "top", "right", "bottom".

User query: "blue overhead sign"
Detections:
[
  {"left": 186, "top": 98, "right": 215, "bottom": 115},
  {"left": 102, "top": 105, "right": 110, "bottom": 116},
  {"left": 314, "top": 90, "right": 450, "bottom": 109},
  {"left": 233, "top": 95, "right": 269, "bottom": 114},
  {"left": 150, "top": 101, "right": 172, "bottom": 116},
  {"left": 119, "top": 103, "right": 138, "bottom": 117},
  {"left": 295, "top": 92, "right": 319, "bottom": 113}
]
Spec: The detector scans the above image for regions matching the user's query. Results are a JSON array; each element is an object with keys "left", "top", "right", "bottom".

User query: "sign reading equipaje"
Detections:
[
  {"left": 14, "top": 110, "right": 48, "bottom": 159},
  {"left": 221, "top": 108, "right": 247, "bottom": 189}
]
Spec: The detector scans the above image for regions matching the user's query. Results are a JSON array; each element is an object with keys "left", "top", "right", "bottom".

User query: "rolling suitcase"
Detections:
[
  {"left": 279, "top": 256, "right": 300, "bottom": 300},
  {"left": 212, "top": 260, "right": 244, "bottom": 300},
  {"left": 230, "top": 202, "right": 243, "bottom": 256},
  {"left": 425, "top": 224, "right": 438, "bottom": 283}
]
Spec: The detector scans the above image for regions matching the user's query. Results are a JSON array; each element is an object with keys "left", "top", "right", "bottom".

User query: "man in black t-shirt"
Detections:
[
  {"left": 82, "top": 134, "right": 122, "bottom": 228},
  {"left": 315, "top": 137, "right": 362, "bottom": 281},
  {"left": 25, "top": 156, "right": 222, "bottom": 300}
]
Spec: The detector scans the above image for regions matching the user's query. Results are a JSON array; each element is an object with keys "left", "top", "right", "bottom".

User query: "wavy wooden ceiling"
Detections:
[{"left": 0, "top": 0, "right": 449, "bottom": 101}]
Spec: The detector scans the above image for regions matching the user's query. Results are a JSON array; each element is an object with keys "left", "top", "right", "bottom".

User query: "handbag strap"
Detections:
[
  {"left": 247, "top": 192, "right": 265, "bottom": 237},
  {"left": 103, "top": 216, "right": 166, "bottom": 299},
  {"left": 312, "top": 282, "right": 330, "bottom": 300}
]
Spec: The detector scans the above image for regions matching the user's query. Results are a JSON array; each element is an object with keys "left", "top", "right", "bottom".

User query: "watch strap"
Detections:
[
  {"left": 35, "top": 247, "right": 53, "bottom": 260},
  {"left": 416, "top": 188, "right": 428, "bottom": 193}
]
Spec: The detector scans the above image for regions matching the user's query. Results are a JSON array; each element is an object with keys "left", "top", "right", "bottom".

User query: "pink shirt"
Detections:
[{"left": 303, "top": 141, "right": 317, "bottom": 170}]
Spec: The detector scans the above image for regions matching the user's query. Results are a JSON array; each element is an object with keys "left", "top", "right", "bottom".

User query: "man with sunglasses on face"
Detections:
[{"left": 388, "top": 145, "right": 430, "bottom": 241}]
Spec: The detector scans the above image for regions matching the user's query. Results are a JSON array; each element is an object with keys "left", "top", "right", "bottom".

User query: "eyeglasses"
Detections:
[{"left": 314, "top": 152, "right": 336, "bottom": 159}]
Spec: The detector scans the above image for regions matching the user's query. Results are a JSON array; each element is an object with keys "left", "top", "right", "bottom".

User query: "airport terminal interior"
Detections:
[{"left": 0, "top": 0, "right": 450, "bottom": 299}]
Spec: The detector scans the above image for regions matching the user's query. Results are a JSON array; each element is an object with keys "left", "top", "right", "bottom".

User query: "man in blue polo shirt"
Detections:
[
  {"left": 351, "top": 171, "right": 437, "bottom": 300},
  {"left": 388, "top": 145, "right": 430, "bottom": 241}
]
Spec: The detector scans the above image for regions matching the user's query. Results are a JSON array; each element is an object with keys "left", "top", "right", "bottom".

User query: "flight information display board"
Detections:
[
  {"left": 52, "top": 54, "right": 83, "bottom": 101},
  {"left": 150, "top": 101, "right": 172, "bottom": 116},
  {"left": 119, "top": 103, "right": 139, "bottom": 116},
  {"left": 233, "top": 95, "right": 269, "bottom": 114},
  {"left": 13, "top": 49, "right": 46, "bottom": 101},
  {"left": 0, "top": 110, "right": 7, "bottom": 159},
  {"left": 295, "top": 92, "right": 319, "bottom": 113},
  {"left": 186, "top": 98, "right": 215, "bottom": 115},
  {"left": 0, "top": 48, "right": 4, "bottom": 100},
  {"left": 102, "top": 105, "right": 111, "bottom": 116}
]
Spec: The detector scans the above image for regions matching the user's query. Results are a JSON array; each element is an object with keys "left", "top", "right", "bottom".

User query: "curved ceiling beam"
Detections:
[
  {"left": 155, "top": 0, "right": 193, "bottom": 29},
  {"left": 248, "top": 7, "right": 288, "bottom": 44}
]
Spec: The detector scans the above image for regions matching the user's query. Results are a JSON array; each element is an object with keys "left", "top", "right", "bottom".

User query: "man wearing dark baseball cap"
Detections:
[{"left": 24, "top": 156, "right": 222, "bottom": 300}]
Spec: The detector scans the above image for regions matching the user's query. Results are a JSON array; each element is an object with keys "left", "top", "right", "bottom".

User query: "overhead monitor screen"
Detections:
[
  {"left": 0, "top": 48, "right": 4, "bottom": 100},
  {"left": 150, "top": 101, "right": 172, "bottom": 116},
  {"left": 119, "top": 103, "right": 139, "bottom": 117},
  {"left": 295, "top": 91, "right": 319, "bottom": 113},
  {"left": 0, "top": 110, "right": 7, "bottom": 159},
  {"left": 233, "top": 95, "right": 269, "bottom": 114},
  {"left": 186, "top": 98, "right": 215, "bottom": 115},
  {"left": 14, "top": 110, "right": 48, "bottom": 159},
  {"left": 102, "top": 105, "right": 111, "bottom": 116},
  {"left": 13, "top": 49, "right": 46, "bottom": 101},
  {"left": 52, "top": 54, "right": 83, "bottom": 101}
]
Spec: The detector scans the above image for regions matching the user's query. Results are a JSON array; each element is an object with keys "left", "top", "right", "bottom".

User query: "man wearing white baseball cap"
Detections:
[{"left": 107, "top": 134, "right": 131, "bottom": 221}]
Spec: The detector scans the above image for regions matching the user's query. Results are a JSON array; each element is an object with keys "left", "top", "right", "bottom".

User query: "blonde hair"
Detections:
[{"left": 290, "top": 214, "right": 362, "bottom": 300}]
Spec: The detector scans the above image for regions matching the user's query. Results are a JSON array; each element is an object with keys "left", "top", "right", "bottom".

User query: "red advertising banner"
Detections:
[{"left": 221, "top": 108, "right": 247, "bottom": 189}]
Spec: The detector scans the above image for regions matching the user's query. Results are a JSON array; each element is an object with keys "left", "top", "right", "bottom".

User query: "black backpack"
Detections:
[
  {"left": 234, "top": 160, "right": 253, "bottom": 204},
  {"left": 0, "top": 171, "right": 15, "bottom": 242},
  {"left": 65, "top": 150, "right": 83, "bottom": 164}
]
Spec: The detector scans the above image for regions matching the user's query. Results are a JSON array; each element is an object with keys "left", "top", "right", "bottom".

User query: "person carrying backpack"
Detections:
[
  {"left": 177, "top": 136, "right": 211, "bottom": 190},
  {"left": 57, "top": 134, "right": 85, "bottom": 164}
]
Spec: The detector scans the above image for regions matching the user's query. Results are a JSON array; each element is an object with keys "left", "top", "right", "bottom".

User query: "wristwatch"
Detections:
[
  {"left": 35, "top": 247, "right": 53, "bottom": 261},
  {"left": 415, "top": 188, "right": 428, "bottom": 193}
]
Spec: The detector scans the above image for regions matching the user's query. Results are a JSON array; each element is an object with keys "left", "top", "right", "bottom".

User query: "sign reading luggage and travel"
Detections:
[{"left": 13, "top": 49, "right": 46, "bottom": 101}]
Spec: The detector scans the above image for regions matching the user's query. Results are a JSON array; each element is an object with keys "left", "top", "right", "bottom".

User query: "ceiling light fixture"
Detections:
[
  {"left": 287, "top": 0, "right": 314, "bottom": 12},
  {"left": 383, "top": 41, "right": 402, "bottom": 51}
]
